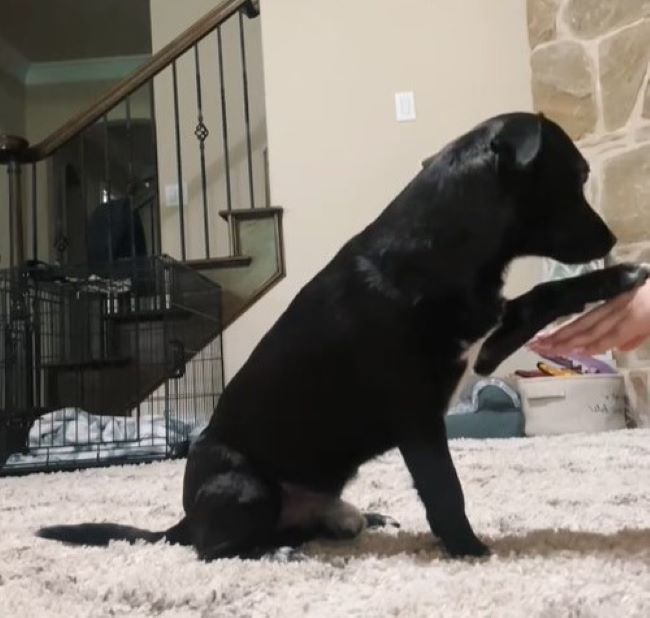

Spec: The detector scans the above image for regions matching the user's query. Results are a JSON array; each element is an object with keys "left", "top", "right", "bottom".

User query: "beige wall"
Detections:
[
  {"left": 223, "top": 0, "right": 540, "bottom": 380},
  {"left": 25, "top": 80, "right": 124, "bottom": 145},
  {"left": 0, "top": 69, "right": 25, "bottom": 269},
  {"left": 0, "top": 69, "right": 24, "bottom": 136}
]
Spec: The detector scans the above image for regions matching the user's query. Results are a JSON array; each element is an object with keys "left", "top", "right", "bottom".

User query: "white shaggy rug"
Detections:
[{"left": 1, "top": 430, "right": 649, "bottom": 618}]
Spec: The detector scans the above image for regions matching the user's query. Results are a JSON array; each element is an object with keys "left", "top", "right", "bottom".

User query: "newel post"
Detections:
[{"left": 0, "top": 135, "right": 30, "bottom": 269}]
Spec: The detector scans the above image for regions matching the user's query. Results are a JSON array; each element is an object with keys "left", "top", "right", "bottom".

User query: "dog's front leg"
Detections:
[
  {"left": 475, "top": 262, "right": 648, "bottom": 375},
  {"left": 399, "top": 421, "right": 488, "bottom": 557}
]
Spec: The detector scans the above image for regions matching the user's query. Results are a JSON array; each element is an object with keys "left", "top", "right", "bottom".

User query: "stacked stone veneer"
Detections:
[{"left": 528, "top": 0, "right": 650, "bottom": 369}]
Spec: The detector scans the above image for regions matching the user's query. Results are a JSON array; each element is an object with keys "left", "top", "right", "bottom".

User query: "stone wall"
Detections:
[{"left": 527, "top": 0, "right": 650, "bottom": 368}]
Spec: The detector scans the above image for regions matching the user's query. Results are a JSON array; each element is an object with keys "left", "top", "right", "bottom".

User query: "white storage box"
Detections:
[{"left": 517, "top": 374, "right": 628, "bottom": 436}]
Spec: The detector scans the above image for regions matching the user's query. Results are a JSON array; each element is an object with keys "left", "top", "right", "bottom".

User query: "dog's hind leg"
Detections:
[
  {"left": 363, "top": 512, "right": 401, "bottom": 529},
  {"left": 324, "top": 502, "right": 400, "bottom": 534},
  {"left": 188, "top": 470, "right": 282, "bottom": 561},
  {"left": 320, "top": 499, "right": 368, "bottom": 539},
  {"left": 279, "top": 485, "right": 399, "bottom": 541},
  {"left": 193, "top": 487, "right": 366, "bottom": 560}
]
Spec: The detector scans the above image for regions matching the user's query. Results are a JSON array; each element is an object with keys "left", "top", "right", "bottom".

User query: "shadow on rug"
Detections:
[{"left": 305, "top": 527, "right": 650, "bottom": 562}]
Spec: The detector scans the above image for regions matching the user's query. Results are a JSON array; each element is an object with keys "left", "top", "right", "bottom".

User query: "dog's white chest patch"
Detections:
[{"left": 449, "top": 326, "right": 498, "bottom": 408}]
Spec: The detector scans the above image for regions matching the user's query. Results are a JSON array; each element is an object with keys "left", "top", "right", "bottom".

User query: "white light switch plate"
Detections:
[
  {"left": 395, "top": 91, "right": 416, "bottom": 122},
  {"left": 165, "top": 182, "right": 188, "bottom": 208}
]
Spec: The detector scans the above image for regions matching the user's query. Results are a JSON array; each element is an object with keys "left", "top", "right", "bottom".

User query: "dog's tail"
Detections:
[{"left": 37, "top": 517, "right": 190, "bottom": 547}]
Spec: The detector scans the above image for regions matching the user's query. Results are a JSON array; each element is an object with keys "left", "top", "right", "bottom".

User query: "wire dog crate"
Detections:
[{"left": 0, "top": 256, "right": 223, "bottom": 475}]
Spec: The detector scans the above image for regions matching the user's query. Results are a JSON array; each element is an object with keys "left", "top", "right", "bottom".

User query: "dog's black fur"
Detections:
[{"left": 39, "top": 112, "right": 648, "bottom": 559}]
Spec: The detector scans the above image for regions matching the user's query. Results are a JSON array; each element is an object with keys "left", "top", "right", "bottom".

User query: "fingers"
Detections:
[
  {"left": 530, "top": 291, "right": 635, "bottom": 353},
  {"left": 554, "top": 304, "right": 632, "bottom": 353},
  {"left": 618, "top": 336, "right": 648, "bottom": 352},
  {"left": 579, "top": 322, "right": 636, "bottom": 355}
]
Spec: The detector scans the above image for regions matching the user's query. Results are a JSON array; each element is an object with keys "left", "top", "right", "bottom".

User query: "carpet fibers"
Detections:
[{"left": 1, "top": 430, "right": 649, "bottom": 617}]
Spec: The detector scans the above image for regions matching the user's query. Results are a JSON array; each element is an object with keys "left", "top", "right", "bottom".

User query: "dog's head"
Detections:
[{"left": 488, "top": 112, "right": 615, "bottom": 264}]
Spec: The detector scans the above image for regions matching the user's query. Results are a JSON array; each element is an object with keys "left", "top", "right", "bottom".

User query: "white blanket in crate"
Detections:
[{"left": 6, "top": 409, "right": 197, "bottom": 466}]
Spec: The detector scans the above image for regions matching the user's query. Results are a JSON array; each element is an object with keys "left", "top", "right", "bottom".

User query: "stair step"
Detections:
[
  {"left": 104, "top": 308, "right": 192, "bottom": 323},
  {"left": 185, "top": 255, "right": 252, "bottom": 270},
  {"left": 42, "top": 357, "right": 133, "bottom": 371},
  {"left": 218, "top": 206, "right": 283, "bottom": 221}
]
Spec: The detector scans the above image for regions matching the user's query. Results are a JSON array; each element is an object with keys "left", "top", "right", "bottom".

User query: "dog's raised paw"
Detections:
[{"left": 609, "top": 263, "right": 649, "bottom": 295}]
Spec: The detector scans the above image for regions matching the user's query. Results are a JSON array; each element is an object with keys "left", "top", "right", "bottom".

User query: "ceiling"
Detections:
[{"left": 0, "top": 0, "right": 151, "bottom": 62}]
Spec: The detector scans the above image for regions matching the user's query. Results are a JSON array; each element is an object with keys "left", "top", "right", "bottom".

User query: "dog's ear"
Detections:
[{"left": 490, "top": 113, "right": 542, "bottom": 172}]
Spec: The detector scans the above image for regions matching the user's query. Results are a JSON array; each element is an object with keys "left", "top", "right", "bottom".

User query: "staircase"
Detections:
[
  {"left": 190, "top": 206, "right": 284, "bottom": 324},
  {"left": 0, "top": 0, "right": 284, "bottom": 470}
]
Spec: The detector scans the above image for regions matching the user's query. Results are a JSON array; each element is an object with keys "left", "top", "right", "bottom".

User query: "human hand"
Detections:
[{"left": 529, "top": 280, "right": 650, "bottom": 355}]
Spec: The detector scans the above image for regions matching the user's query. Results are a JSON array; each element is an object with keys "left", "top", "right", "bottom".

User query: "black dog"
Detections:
[{"left": 39, "top": 112, "right": 647, "bottom": 559}]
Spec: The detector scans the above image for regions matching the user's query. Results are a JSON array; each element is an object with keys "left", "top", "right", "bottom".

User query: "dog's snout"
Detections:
[
  {"left": 594, "top": 223, "right": 616, "bottom": 258},
  {"left": 543, "top": 208, "right": 618, "bottom": 264}
]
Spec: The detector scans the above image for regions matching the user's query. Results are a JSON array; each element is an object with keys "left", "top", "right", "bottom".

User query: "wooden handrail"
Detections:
[{"left": 16, "top": 0, "right": 259, "bottom": 162}]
